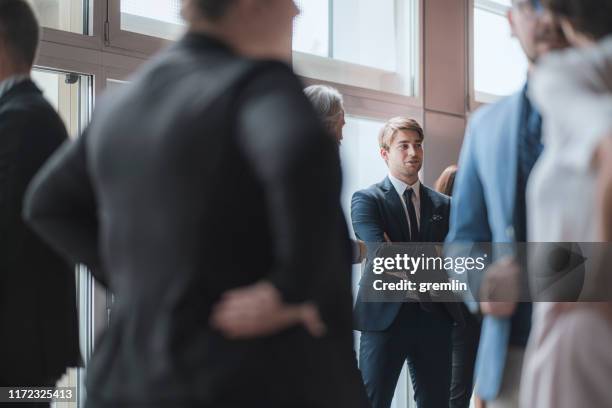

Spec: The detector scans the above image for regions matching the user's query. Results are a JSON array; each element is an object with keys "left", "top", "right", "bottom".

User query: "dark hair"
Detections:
[
  {"left": 434, "top": 165, "right": 458, "bottom": 197},
  {"left": 543, "top": 0, "right": 612, "bottom": 40},
  {"left": 0, "top": 0, "right": 39, "bottom": 67},
  {"left": 194, "top": 0, "right": 237, "bottom": 20}
]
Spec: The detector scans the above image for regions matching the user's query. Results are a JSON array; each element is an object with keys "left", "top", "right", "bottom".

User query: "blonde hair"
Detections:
[{"left": 378, "top": 117, "right": 424, "bottom": 151}]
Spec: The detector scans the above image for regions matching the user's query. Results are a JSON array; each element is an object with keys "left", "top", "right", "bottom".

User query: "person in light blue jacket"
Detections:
[{"left": 445, "top": 1, "right": 568, "bottom": 407}]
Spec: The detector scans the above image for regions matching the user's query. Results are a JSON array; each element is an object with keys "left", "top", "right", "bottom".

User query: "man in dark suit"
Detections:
[
  {"left": 352, "top": 117, "right": 456, "bottom": 408},
  {"left": 0, "top": 0, "right": 81, "bottom": 399},
  {"left": 23, "top": 0, "right": 368, "bottom": 407}
]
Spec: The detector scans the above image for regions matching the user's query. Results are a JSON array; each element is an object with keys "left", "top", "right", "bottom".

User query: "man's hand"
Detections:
[
  {"left": 479, "top": 257, "right": 521, "bottom": 317},
  {"left": 210, "top": 281, "right": 326, "bottom": 339}
]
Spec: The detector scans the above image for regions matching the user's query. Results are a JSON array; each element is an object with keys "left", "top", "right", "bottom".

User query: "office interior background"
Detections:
[{"left": 26, "top": 0, "right": 526, "bottom": 406}]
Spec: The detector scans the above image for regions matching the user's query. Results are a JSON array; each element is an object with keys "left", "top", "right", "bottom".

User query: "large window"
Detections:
[
  {"left": 473, "top": 0, "right": 527, "bottom": 101},
  {"left": 294, "top": 0, "right": 419, "bottom": 96}
]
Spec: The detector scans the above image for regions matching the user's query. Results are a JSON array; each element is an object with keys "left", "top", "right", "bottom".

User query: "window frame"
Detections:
[{"left": 104, "top": 0, "right": 178, "bottom": 56}]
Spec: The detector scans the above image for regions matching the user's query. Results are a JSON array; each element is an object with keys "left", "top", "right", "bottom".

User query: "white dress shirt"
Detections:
[{"left": 388, "top": 173, "right": 421, "bottom": 230}]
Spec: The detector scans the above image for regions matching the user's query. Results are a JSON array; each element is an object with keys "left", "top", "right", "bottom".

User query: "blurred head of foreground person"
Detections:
[
  {"left": 542, "top": 0, "right": 612, "bottom": 47},
  {"left": 508, "top": 0, "right": 568, "bottom": 65},
  {"left": 0, "top": 0, "right": 81, "bottom": 392},
  {"left": 304, "top": 85, "right": 346, "bottom": 145},
  {"left": 182, "top": 0, "right": 298, "bottom": 61},
  {"left": 23, "top": 0, "right": 370, "bottom": 407},
  {"left": 0, "top": 0, "right": 37, "bottom": 79}
]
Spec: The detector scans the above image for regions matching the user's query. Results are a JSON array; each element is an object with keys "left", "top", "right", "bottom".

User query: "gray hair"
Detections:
[{"left": 304, "top": 85, "right": 345, "bottom": 133}]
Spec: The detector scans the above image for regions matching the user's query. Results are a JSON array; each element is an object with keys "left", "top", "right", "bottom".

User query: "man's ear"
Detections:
[{"left": 380, "top": 147, "right": 389, "bottom": 163}]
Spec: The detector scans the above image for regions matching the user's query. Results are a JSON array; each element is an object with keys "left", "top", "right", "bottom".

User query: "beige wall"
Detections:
[{"left": 422, "top": 0, "right": 469, "bottom": 187}]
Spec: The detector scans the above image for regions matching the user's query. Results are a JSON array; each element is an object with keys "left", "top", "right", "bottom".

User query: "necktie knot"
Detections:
[{"left": 403, "top": 188, "right": 413, "bottom": 202}]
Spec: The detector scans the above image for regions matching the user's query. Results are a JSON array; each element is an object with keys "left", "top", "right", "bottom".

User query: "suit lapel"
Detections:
[{"left": 381, "top": 177, "right": 411, "bottom": 242}]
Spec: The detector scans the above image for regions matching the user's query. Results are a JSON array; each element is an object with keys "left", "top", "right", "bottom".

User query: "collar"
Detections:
[
  {"left": 0, "top": 74, "right": 30, "bottom": 101},
  {"left": 388, "top": 173, "right": 420, "bottom": 201}
]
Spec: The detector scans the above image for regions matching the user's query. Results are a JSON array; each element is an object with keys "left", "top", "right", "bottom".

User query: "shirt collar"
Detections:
[
  {"left": 0, "top": 74, "right": 30, "bottom": 100},
  {"left": 388, "top": 173, "right": 420, "bottom": 201}
]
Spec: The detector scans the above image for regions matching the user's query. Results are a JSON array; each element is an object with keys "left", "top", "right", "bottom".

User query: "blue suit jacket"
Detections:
[
  {"left": 351, "top": 177, "right": 457, "bottom": 331},
  {"left": 446, "top": 89, "right": 531, "bottom": 400}
]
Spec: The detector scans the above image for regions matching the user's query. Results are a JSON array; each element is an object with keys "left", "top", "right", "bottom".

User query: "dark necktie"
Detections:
[
  {"left": 403, "top": 188, "right": 419, "bottom": 242},
  {"left": 515, "top": 92, "right": 543, "bottom": 241}
]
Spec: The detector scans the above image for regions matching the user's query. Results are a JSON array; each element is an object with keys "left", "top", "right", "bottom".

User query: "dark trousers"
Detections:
[
  {"left": 449, "top": 307, "right": 481, "bottom": 408},
  {"left": 358, "top": 303, "right": 453, "bottom": 408}
]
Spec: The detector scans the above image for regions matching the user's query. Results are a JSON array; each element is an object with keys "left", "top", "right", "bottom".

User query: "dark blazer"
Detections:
[
  {"left": 0, "top": 79, "right": 80, "bottom": 385},
  {"left": 351, "top": 176, "right": 461, "bottom": 331},
  {"left": 24, "top": 33, "right": 367, "bottom": 407}
]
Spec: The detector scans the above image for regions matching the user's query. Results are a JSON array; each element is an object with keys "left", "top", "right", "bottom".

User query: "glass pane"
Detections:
[
  {"left": 293, "top": 0, "right": 330, "bottom": 57},
  {"left": 293, "top": 0, "right": 417, "bottom": 96},
  {"left": 333, "top": 0, "right": 398, "bottom": 71},
  {"left": 120, "top": 0, "right": 185, "bottom": 40},
  {"left": 474, "top": 8, "right": 527, "bottom": 96},
  {"left": 32, "top": 68, "right": 94, "bottom": 408},
  {"left": 28, "top": 0, "right": 89, "bottom": 35}
]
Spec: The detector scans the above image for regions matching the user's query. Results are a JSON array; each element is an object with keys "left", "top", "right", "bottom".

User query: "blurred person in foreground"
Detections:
[
  {"left": 0, "top": 0, "right": 80, "bottom": 402},
  {"left": 24, "top": 0, "right": 368, "bottom": 407},
  {"left": 435, "top": 165, "right": 482, "bottom": 408},
  {"left": 445, "top": 1, "right": 568, "bottom": 407},
  {"left": 521, "top": 0, "right": 612, "bottom": 406}
]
